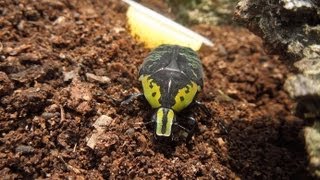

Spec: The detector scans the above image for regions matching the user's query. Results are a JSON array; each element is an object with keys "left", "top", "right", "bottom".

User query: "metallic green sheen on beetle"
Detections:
[{"left": 138, "top": 44, "right": 204, "bottom": 139}]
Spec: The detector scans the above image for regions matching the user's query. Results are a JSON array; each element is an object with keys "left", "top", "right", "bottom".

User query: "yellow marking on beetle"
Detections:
[
  {"left": 172, "top": 81, "right": 198, "bottom": 112},
  {"left": 166, "top": 109, "right": 174, "bottom": 136},
  {"left": 167, "top": 109, "right": 174, "bottom": 122},
  {"left": 156, "top": 108, "right": 174, "bottom": 137},
  {"left": 156, "top": 108, "right": 164, "bottom": 136},
  {"left": 139, "top": 75, "right": 161, "bottom": 108},
  {"left": 197, "top": 85, "right": 201, "bottom": 91}
]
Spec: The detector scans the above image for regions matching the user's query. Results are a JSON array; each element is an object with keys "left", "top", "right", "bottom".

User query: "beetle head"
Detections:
[{"left": 151, "top": 107, "right": 176, "bottom": 138}]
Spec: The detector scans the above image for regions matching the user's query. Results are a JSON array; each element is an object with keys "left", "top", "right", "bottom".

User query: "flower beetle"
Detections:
[{"left": 122, "top": 44, "right": 211, "bottom": 141}]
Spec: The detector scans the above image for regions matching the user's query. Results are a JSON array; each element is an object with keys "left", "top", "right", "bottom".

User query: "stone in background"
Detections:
[{"left": 235, "top": 0, "right": 320, "bottom": 177}]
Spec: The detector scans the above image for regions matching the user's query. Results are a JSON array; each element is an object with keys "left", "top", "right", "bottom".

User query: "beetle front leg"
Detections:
[
  {"left": 175, "top": 116, "right": 197, "bottom": 142},
  {"left": 185, "top": 116, "right": 197, "bottom": 142},
  {"left": 120, "top": 93, "right": 144, "bottom": 106},
  {"left": 194, "top": 100, "right": 211, "bottom": 117}
]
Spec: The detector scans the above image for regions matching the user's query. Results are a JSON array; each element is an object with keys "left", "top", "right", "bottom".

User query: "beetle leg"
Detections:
[
  {"left": 194, "top": 101, "right": 228, "bottom": 134},
  {"left": 185, "top": 116, "right": 197, "bottom": 142},
  {"left": 194, "top": 100, "right": 211, "bottom": 117},
  {"left": 175, "top": 116, "right": 197, "bottom": 142},
  {"left": 120, "top": 93, "right": 144, "bottom": 106},
  {"left": 214, "top": 117, "right": 228, "bottom": 134},
  {"left": 174, "top": 123, "right": 191, "bottom": 140}
]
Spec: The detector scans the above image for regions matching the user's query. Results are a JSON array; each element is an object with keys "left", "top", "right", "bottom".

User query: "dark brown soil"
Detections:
[{"left": 0, "top": 0, "right": 310, "bottom": 179}]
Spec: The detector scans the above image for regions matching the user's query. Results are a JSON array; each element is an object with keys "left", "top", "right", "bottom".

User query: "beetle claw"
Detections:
[
  {"left": 174, "top": 116, "right": 197, "bottom": 142},
  {"left": 193, "top": 100, "right": 228, "bottom": 134}
]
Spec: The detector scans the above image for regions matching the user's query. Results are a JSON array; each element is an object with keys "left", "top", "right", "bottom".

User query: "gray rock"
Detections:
[{"left": 235, "top": 0, "right": 320, "bottom": 59}]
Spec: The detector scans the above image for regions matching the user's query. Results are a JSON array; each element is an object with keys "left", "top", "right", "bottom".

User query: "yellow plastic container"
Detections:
[{"left": 123, "top": 0, "right": 213, "bottom": 51}]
